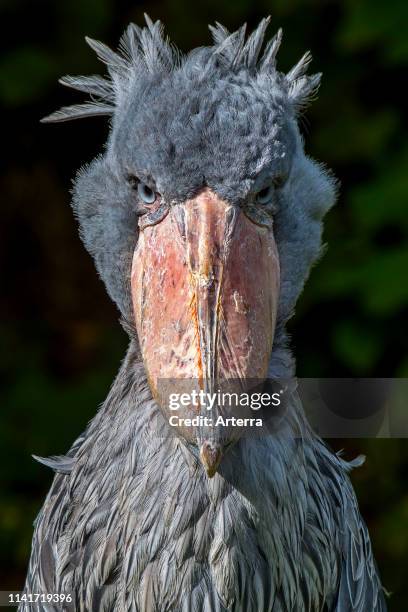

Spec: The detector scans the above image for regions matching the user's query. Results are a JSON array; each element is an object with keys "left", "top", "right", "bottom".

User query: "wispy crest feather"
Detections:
[{"left": 42, "top": 14, "right": 322, "bottom": 123}]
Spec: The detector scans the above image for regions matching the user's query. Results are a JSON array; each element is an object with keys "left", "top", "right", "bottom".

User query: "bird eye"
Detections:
[
  {"left": 137, "top": 182, "right": 156, "bottom": 205},
  {"left": 256, "top": 185, "right": 274, "bottom": 205}
]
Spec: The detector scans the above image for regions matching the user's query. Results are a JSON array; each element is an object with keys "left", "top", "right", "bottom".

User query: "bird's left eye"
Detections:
[
  {"left": 137, "top": 182, "right": 156, "bottom": 205},
  {"left": 256, "top": 185, "right": 274, "bottom": 205}
]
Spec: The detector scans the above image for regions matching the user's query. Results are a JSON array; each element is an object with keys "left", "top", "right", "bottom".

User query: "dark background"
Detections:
[{"left": 1, "top": 0, "right": 407, "bottom": 608}]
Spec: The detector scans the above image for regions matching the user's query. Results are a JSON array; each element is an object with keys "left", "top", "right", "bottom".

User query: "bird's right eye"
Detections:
[
  {"left": 137, "top": 182, "right": 156, "bottom": 205},
  {"left": 127, "top": 175, "right": 158, "bottom": 206}
]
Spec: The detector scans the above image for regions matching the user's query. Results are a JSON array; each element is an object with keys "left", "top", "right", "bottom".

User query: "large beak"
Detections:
[{"left": 131, "top": 188, "right": 280, "bottom": 476}]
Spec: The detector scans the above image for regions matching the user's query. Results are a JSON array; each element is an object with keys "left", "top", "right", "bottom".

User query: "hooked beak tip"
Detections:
[{"left": 199, "top": 441, "right": 223, "bottom": 478}]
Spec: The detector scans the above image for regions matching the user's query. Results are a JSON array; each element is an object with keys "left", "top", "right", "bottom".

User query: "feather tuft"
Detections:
[
  {"left": 287, "top": 73, "right": 322, "bottom": 111},
  {"left": 260, "top": 28, "right": 283, "bottom": 70},
  {"left": 212, "top": 24, "right": 247, "bottom": 68},
  {"left": 41, "top": 102, "right": 114, "bottom": 123},
  {"left": 85, "top": 37, "right": 127, "bottom": 73},
  {"left": 286, "top": 51, "right": 313, "bottom": 82},
  {"left": 43, "top": 18, "right": 321, "bottom": 125},
  {"left": 208, "top": 21, "right": 230, "bottom": 45},
  {"left": 242, "top": 16, "right": 271, "bottom": 68},
  {"left": 32, "top": 454, "right": 75, "bottom": 474},
  {"left": 59, "top": 75, "right": 114, "bottom": 100}
]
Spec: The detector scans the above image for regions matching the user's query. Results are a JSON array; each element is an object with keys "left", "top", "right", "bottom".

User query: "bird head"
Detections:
[{"left": 44, "top": 16, "right": 336, "bottom": 477}]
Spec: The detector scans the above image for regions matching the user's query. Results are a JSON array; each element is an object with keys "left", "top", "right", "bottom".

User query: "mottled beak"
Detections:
[
  {"left": 200, "top": 440, "right": 223, "bottom": 478},
  {"left": 131, "top": 188, "right": 280, "bottom": 476}
]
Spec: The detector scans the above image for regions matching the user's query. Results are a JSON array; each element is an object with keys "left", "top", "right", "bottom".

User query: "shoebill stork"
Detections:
[{"left": 22, "top": 16, "right": 386, "bottom": 612}]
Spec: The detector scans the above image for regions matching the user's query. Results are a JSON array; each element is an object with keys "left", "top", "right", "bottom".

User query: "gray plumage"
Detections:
[{"left": 23, "top": 16, "right": 386, "bottom": 611}]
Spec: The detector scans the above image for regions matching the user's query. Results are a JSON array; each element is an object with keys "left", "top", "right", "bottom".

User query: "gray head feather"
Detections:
[
  {"left": 260, "top": 27, "right": 283, "bottom": 70},
  {"left": 42, "top": 15, "right": 322, "bottom": 123}
]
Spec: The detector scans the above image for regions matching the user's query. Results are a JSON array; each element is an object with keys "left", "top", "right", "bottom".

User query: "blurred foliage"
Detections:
[{"left": 0, "top": 0, "right": 407, "bottom": 609}]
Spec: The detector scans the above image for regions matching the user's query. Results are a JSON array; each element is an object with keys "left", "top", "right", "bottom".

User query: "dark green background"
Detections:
[{"left": 1, "top": 0, "right": 407, "bottom": 608}]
